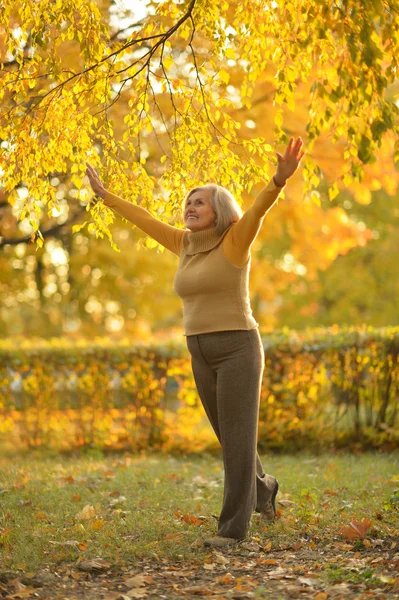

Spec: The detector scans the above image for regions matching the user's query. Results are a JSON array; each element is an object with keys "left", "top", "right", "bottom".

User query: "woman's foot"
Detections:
[
  {"left": 203, "top": 536, "right": 241, "bottom": 548},
  {"left": 259, "top": 476, "right": 279, "bottom": 522}
]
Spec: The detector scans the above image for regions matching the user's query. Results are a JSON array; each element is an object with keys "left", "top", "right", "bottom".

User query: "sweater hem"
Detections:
[{"left": 184, "top": 324, "right": 259, "bottom": 337}]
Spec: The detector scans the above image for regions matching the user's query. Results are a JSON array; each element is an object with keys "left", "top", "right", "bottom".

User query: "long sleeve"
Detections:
[
  {"left": 223, "top": 178, "right": 285, "bottom": 267},
  {"left": 104, "top": 191, "right": 184, "bottom": 256}
]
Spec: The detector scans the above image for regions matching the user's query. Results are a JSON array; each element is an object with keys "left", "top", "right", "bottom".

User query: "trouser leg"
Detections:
[
  {"left": 187, "top": 329, "right": 271, "bottom": 539},
  {"left": 187, "top": 335, "right": 220, "bottom": 440},
  {"left": 214, "top": 330, "right": 263, "bottom": 538}
]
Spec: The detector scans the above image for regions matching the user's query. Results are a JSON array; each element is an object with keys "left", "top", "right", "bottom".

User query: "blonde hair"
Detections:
[{"left": 183, "top": 184, "right": 242, "bottom": 234}]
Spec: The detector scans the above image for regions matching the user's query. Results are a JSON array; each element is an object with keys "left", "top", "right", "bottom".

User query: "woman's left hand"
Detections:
[{"left": 274, "top": 137, "right": 305, "bottom": 187}]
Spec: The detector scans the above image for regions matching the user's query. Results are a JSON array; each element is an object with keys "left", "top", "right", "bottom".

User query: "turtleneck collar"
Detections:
[{"left": 183, "top": 224, "right": 233, "bottom": 255}]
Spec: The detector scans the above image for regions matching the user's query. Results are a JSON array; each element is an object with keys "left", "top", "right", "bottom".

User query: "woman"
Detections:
[{"left": 85, "top": 136, "right": 304, "bottom": 548}]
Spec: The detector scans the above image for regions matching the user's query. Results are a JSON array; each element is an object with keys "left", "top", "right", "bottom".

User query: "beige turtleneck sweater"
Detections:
[{"left": 104, "top": 179, "right": 284, "bottom": 335}]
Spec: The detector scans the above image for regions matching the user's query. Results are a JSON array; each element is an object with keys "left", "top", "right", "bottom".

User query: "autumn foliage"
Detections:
[
  {"left": 1, "top": 325, "right": 398, "bottom": 452},
  {"left": 1, "top": 0, "right": 399, "bottom": 250},
  {"left": 1, "top": 0, "right": 398, "bottom": 341}
]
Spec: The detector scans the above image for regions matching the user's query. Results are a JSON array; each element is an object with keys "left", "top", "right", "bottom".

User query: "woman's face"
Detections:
[{"left": 184, "top": 189, "right": 217, "bottom": 232}]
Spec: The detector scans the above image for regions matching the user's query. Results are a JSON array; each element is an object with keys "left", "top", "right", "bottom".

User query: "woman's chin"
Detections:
[
  {"left": 186, "top": 221, "right": 200, "bottom": 231},
  {"left": 186, "top": 222, "right": 217, "bottom": 232}
]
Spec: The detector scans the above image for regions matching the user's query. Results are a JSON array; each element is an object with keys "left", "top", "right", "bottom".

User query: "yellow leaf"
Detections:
[
  {"left": 328, "top": 182, "right": 339, "bottom": 201},
  {"left": 225, "top": 48, "right": 236, "bottom": 59},
  {"left": 274, "top": 111, "right": 283, "bottom": 128},
  {"left": 264, "top": 540, "right": 272, "bottom": 551},
  {"left": 75, "top": 504, "right": 96, "bottom": 520},
  {"left": 219, "top": 69, "right": 230, "bottom": 85},
  {"left": 163, "top": 55, "right": 173, "bottom": 70}
]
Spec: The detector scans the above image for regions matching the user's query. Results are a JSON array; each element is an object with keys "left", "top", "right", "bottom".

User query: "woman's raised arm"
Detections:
[
  {"left": 85, "top": 164, "right": 184, "bottom": 256},
  {"left": 225, "top": 138, "right": 304, "bottom": 266}
]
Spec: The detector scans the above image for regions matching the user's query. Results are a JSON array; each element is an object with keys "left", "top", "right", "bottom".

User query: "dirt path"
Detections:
[{"left": 1, "top": 537, "right": 398, "bottom": 599}]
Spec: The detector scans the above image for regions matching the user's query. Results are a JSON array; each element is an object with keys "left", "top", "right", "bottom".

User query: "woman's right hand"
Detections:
[{"left": 86, "top": 163, "right": 107, "bottom": 200}]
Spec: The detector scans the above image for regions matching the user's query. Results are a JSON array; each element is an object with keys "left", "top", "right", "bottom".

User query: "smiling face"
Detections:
[{"left": 184, "top": 188, "right": 217, "bottom": 232}]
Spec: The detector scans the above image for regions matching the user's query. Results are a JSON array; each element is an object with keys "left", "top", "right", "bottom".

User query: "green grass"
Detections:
[
  {"left": 0, "top": 450, "right": 398, "bottom": 573},
  {"left": 324, "top": 564, "right": 382, "bottom": 586}
]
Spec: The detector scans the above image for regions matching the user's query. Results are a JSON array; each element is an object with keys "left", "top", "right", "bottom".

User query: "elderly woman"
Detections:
[{"left": 85, "top": 136, "right": 304, "bottom": 548}]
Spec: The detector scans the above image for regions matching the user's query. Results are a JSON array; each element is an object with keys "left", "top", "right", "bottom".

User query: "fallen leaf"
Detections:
[
  {"left": 162, "top": 570, "right": 188, "bottom": 578},
  {"left": 296, "top": 576, "right": 316, "bottom": 587},
  {"left": 58, "top": 475, "right": 75, "bottom": 485},
  {"left": 217, "top": 573, "right": 234, "bottom": 585},
  {"left": 363, "top": 538, "right": 372, "bottom": 548},
  {"left": 203, "top": 562, "right": 215, "bottom": 570},
  {"left": 71, "top": 572, "right": 83, "bottom": 579},
  {"left": 267, "top": 567, "right": 287, "bottom": 580},
  {"left": 286, "top": 586, "right": 308, "bottom": 598},
  {"left": 35, "top": 511, "right": 50, "bottom": 521},
  {"left": 339, "top": 517, "right": 373, "bottom": 541},
  {"left": 291, "top": 540, "right": 302, "bottom": 550},
  {"left": 214, "top": 552, "right": 229, "bottom": 565},
  {"left": 75, "top": 504, "right": 96, "bottom": 520},
  {"left": 262, "top": 559, "right": 278, "bottom": 565},
  {"left": 314, "top": 593, "right": 328, "bottom": 600},
  {"left": 125, "top": 590, "right": 147, "bottom": 599},
  {"left": 182, "top": 585, "right": 210, "bottom": 595},
  {"left": 124, "top": 574, "right": 149, "bottom": 588},
  {"left": 92, "top": 519, "right": 104, "bottom": 530},
  {"left": 334, "top": 542, "right": 354, "bottom": 551},
  {"left": 103, "top": 470, "right": 115, "bottom": 478},
  {"left": 109, "top": 496, "right": 127, "bottom": 507},
  {"left": 241, "top": 541, "right": 261, "bottom": 552},
  {"left": 232, "top": 591, "right": 255, "bottom": 599},
  {"left": 49, "top": 540, "right": 80, "bottom": 549},
  {"left": 174, "top": 511, "right": 203, "bottom": 525},
  {"left": 330, "top": 583, "right": 351, "bottom": 594},
  {"left": 164, "top": 532, "right": 184, "bottom": 541},
  {"left": 378, "top": 575, "right": 397, "bottom": 584},
  {"left": 263, "top": 540, "right": 272, "bottom": 551},
  {"left": 278, "top": 499, "right": 296, "bottom": 507},
  {"left": 77, "top": 558, "right": 111, "bottom": 572},
  {"left": 7, "top": 580, "right": 35, "bottom": 599}
]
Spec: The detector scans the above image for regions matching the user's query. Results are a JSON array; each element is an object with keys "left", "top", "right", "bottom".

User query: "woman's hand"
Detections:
[
  {"left": 86, "top": 163, "right": 107, "bottom": 200},
  {"left": 273, "top": 137, "right": 304, "bottom": 187}
]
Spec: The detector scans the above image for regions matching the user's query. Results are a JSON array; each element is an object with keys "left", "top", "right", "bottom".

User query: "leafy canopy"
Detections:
[{"left": 1, "top": 0, "right": 398, "bottom": 249}]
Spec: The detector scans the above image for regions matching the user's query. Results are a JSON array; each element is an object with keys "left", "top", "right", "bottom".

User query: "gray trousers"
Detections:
[{"left": 187, "top": 328, "right": 271, "bottom": 539}]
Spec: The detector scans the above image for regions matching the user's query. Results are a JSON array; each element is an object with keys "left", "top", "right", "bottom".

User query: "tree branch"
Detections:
[
  {"left": 110, "top": 18, "right": 148, "bottom": 41},
  {"left": 5, "top": 0, "right": 197, "bottom": 121}
]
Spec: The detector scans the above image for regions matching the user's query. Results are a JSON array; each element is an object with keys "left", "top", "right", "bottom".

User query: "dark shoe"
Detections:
[
  {"left": 259, "top": 476, "right": 279, "bottom": 522},
  {"left": 203, "top": 536, "right": 241, "bottom": 548}
]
